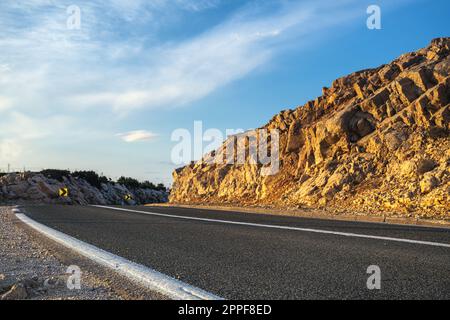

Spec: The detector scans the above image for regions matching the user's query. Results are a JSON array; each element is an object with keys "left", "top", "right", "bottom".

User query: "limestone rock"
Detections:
[
  {"left": 0, "top": 173, "right": 168, "bottom": 205},
  {"left": 420, "top": 174, "right": 440, "bottom": 194},
  {"left": 170, "top": 38, "right": 450, "bottom": 218}
]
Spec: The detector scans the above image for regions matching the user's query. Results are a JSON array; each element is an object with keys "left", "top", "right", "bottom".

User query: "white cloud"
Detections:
[
  {"left": 176, "top": 0, "right": 221, "bottom": 12},
  {"left": 0, "top": 96, "right": 13, "bottom": 111},
  {"left": 100, "top": 0, "right": 221, "bottom": 24},
  {"left": 116, "top": 130, "right": 159, "bottom": 142},
  {"left": 0, "top": 110, "right": 74, "bottom": 165},
  {"left": 0, "top": 139, "right": 22, "bottom": 164},
  {"left": 1, "top": 112, "right": 72, "bottom": 140},
  {"left": 0, "top": 64, "right": 10, "bottom": 72}
]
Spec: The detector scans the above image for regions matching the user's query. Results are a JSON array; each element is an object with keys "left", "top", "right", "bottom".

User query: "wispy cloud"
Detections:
[
  {"left": 0, "top": 139, "right": 21, "bottom": 165},
  {"left": 175, "top": 0, "right": 221, "bottom": 12},
  {"left": 116, "top": 130, "right": 159, "bottom": 142},
  {"left": 0, "top": 110, "right": 73, "bottom": 163},
  {"left": 0, "top": 96, "right": 13, "bottom": 111},
  {"left": 0, "top": 0, "right": 403, "bottom": 174},
  {"left": 0, "top": 0, "right": 371, "bottom": 115},
  {"left": 62, "top": 0, "right": 368, "bottom": 114}
]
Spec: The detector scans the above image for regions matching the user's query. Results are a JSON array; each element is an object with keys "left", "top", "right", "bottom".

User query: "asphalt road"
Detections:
[{"left": 22, "top": 205, "right": 450, "bottom": 300}]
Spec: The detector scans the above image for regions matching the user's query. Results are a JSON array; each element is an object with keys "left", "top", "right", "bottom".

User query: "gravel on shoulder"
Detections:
[{"left": 0, "top": 206, "right": 124, "bottom": 300}]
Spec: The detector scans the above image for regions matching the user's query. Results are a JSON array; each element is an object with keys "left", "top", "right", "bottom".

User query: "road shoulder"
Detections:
[{"left": 0, "top": 206, "right": 166, "bottom": 300}]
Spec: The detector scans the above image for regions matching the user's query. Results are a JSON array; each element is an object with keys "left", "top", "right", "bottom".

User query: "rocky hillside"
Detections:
[
  {"left": 0, "top": 172, "right": 168, "bottom": 205},
  {"left": 170, "top": 38, "right": 450, "bottom": 219}
]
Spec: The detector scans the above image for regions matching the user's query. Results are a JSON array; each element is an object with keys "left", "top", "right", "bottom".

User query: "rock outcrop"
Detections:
[
  {"left": 0, "top": 172, "right": 168, "bottom": 205},
  {"left": 170, "top": 38, "right": 450, "bottom": 219}
]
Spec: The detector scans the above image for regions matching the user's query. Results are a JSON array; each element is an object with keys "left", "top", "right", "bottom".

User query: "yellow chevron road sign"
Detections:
[{"left": 59, "top": 187, "right": 69, "bottom": 197}]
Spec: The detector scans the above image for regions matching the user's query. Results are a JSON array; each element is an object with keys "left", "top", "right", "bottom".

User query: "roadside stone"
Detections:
[
  {"left": 0, "top": 283, "right": 28, "bottom": 300},
  {"left": 384, "top": 131, "right": 404, "bottom": 151},
  {"left": 400, "top": 158, "right": 437, "bottom": 177},
  {"left": 0, "top": 274, "right": 15, "bottom": 294},
  {"left": 420, "top": 175, "right": 440, "bottom": 194},
  {"left": 417, "top": 158, "right": 437, "bottom": 175}
]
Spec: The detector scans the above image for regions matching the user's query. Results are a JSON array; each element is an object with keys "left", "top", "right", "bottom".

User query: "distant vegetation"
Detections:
[
  {"left": 72, "top": 171, "right": 109, "bottom": 188},
  {"left": 117, "top": 176, "right": 166, "bottom": 191},
  {"left": 38, "top": 169, "right": 165, "bottom": 191},
  {"left": 40, "top": 169, "right": 70, "bottom": 182}
]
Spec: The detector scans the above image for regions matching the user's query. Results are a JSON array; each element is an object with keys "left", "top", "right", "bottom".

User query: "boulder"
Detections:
[
  {"left": 0, "top": 274, "right": 15, "bottom": 294},
  {"left": 420, "top": 174, "right": 440, "bottom": 194},
  {"left": 1, "top": 283, "right": 28, "bottom": 300},
  {"left": 400, "top": 158, "right": 436, "bottom": 177},
  {"left": 285, "top": 120, "right": 303, "bottom": 153}
]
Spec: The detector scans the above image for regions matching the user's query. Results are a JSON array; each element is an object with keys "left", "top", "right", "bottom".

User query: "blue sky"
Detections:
[{"left": 0, "top": 0, "right": 448, "bottom": 185}]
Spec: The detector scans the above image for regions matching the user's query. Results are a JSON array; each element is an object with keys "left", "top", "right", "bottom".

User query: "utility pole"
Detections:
[{"left": 7, "top": 163, "right": 10, "bottom": 173}]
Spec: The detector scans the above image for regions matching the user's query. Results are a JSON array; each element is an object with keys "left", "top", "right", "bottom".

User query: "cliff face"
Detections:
[
  {"left": 170, "top": 38, "right": 450, "bottom": 219},
  {"left": 0, "top": 173, "right": 168, "bottom": 205}
]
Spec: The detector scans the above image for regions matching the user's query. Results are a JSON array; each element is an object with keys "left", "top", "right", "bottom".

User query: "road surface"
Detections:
[{"left": 21, "top": 205, "right": 450, "bottom": 299}]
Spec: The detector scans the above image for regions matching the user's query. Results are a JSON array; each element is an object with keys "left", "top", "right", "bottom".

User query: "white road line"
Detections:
[
  {"left": 15, "top": 213, "right": 223, "bottom": 300},
  {"left": 93, "top": 205, "right": 450, "bottom": 249}
]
